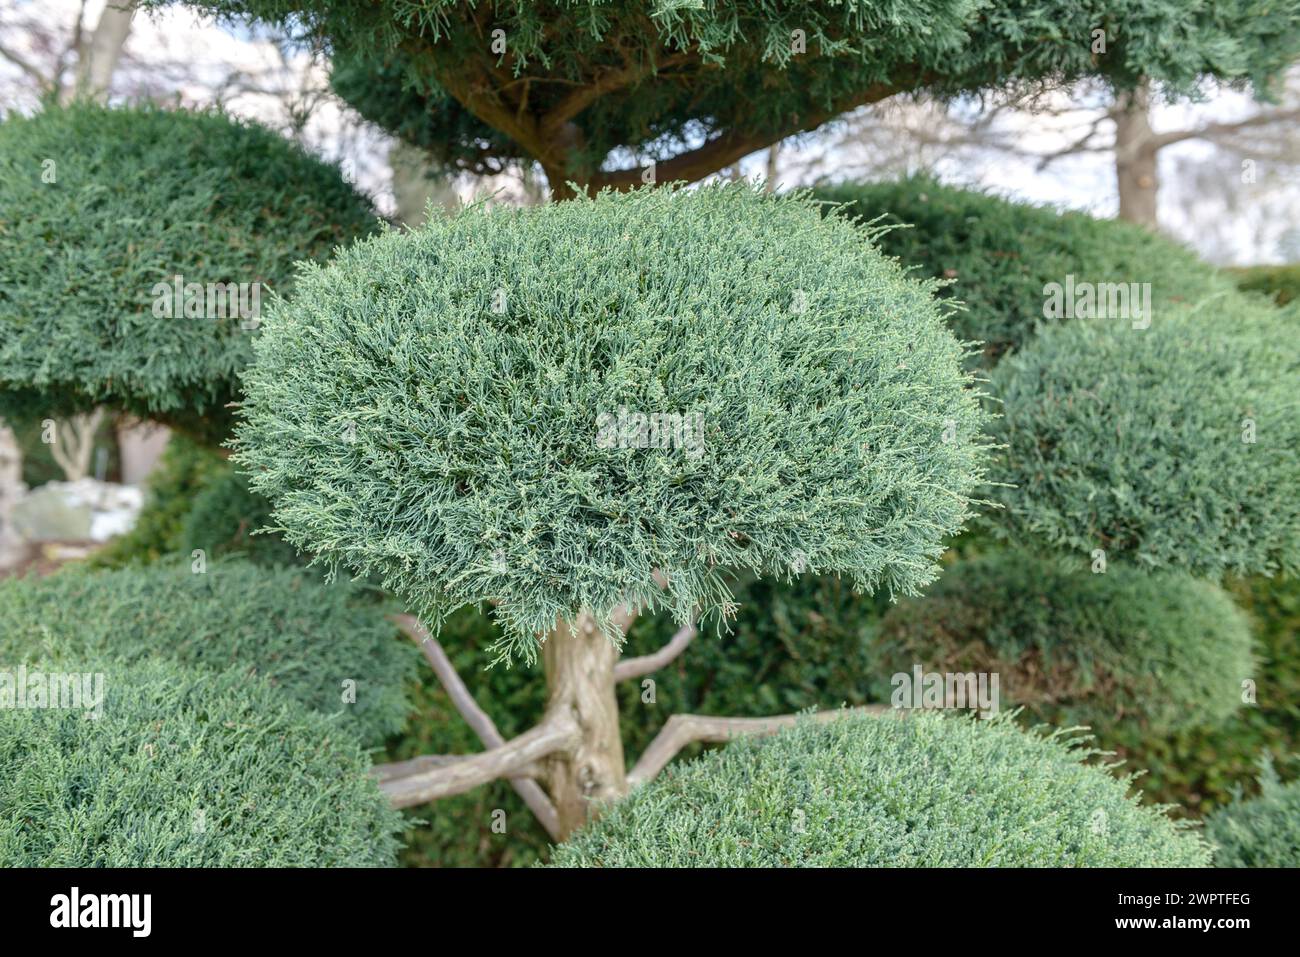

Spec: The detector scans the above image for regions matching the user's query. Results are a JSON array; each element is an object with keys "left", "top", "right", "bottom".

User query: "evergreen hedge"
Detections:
[
  {"left": 1228, "top": 263, "right": 1300, "bottom": 307},
  {"left": 0, "top": 559, "right": 416, "bottom": 745},
  {"left": 811, "top": 177, "right": 1229, "bottom": 366},
  {"left": 549, "top": 711, "right": 1210, "bottom": 867},
  {"left": 179, "top": 468, "right": 300, "bottom": 566},
  {"left": 1205, "top": 762, "right": 1300, "bottom": 867},
  {"left": 873, "top": 550, "right": 1253, "bottom": 733},
  {"left": 0, "top": 659, "right": 402, "bottom": 866},
  {"left": 987, "top": 300, "right": 1300, "bottom": 578},
  {"left": 0, "top": 103, "right": 379, "bottom": 443},
  {"left": 235, "top": 184, "right": 990, "bottom": 661}
]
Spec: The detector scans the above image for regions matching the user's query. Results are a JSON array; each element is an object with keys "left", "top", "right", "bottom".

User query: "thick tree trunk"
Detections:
[
  {"left": 542, "top": 610, "right": 626, "bottom": 837},
  {"left": 1114, "top": 82, "right": 1159, "bottom": 227},
  {"left": 65, "top": 0, "right": 137, "bottom": 104}
]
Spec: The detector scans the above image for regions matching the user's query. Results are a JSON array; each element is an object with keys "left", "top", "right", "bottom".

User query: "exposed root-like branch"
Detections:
[
  {"left": 626, "top": 706, "right": 888, "bottom": 788},
  {"left": 390, "top": 613, "right": 563, "bottom": 838},
  {"left": 377, "top": 714, "right": 580, "bottom": 809},
  {"left": 613, "top": 619, "right": 696, "bottom": 682}
]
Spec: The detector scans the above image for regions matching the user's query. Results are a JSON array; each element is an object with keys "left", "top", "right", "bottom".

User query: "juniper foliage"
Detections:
[
  {"left": 0, "top": 660, "right": 402, "bottom": 866},
  {"left": 235, "top": 185, "right": 990, "bottom": 662},
  {"left": 874, "top": 549, "right": 1254, "bottom": 733},
  {"left": 549, "top": 710, "right": 1211, "bottom": 867},
  {"left": 154, "top": 1, "right": 1300, "bottom": 188},
  {"left": 1205, "top": 761, "right": 1300, "bottom": 867},
  {"left": 988, "top": 300, "right": 1300, "bottom": 577},
  {"left": 0, "top": 103, "right": 379, "bottom": 443},
  {"left": 812, "top": 177, "right": 1232, "bottom": 366},
  {"left": 0, "top": 559, "right": 416, "bottom": 745}
]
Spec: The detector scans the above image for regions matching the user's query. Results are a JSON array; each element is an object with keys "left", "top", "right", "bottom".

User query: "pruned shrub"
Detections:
[
  {"left": 0, "top": 559, "right": 416, "bottom": 745},
  {"left": 873, "top": 550, "right": 1253, "bottom": 733},
  {"left": 235, "top": 184, "right": 990, "bottom": 660},
  {"left": 0, "top": 659, "right": 402, "bottom": 866},
  {"left": 1108, "top": 571, "right": 1300, "bottom": 816},
  {"left": 1228, "top": 262, "right": 1300, "bottom": 307},
  {"left": 987, "top": 300, "right": 1300, "bottom": 578},
  {"left": 549, "top": 711, "right": 1210, "bottom": 867},
  {"left": 179, "top": 468, "right": 299, "bottom": 566},
  {"left": 1205, "top": 761, "right": 1300, "bottom": 867},
  {"left": 0, "top": 103, "right": 380, "bottom": 443},
  {"left": 811, "top": 177, "right": 1229, "bottom": 365}
]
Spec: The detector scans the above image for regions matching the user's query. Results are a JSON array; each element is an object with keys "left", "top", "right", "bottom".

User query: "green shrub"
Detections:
[
  {"left": 873, "top": 550, "right": 1253, "bottom": 733},
  {"left": 0, "top": 559, "right": 416, "bottom": 745},
  {"left": 549, "top": 710, "right": 1210, "bottom": 867},
  {"left": 88, "top": 434, "right": 227, "bottom": 569},
  {"left": 988, "top": 300, "right": 1300, "bottom": 578},
  {"left": 0, "top": 659, "right": 401, "bottom": 866},
  {"left": 1109, "top": 572, "right": 1300, "bottom": 817},
  {"left": 235, "top": 184, "right": 990, "bottom": 660},
  {"left": 0, "top": 103, "right": 380, "bottom": 444},
  {"left": 1205, "top": 761, "right": 1300, "bottom": 867},
  {"left": 179, "top": 468, "right": 300, "bottom": 566},
  {"left": 811, "top": 177, "right": 1229, "bottom": 366},
  {"left": 1227, "top": 263, "right": 1300, "bottom": 307}
]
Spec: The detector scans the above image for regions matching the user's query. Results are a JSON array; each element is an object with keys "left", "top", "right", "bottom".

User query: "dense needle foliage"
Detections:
[
  {"left": 550, "top": 711, "right": 1210, "bottom": 867},
  {"left": 235, "top": 185, "right": 990, "bottom": 661},
  {"left": 0, "top": 103, "right": 379, "bottom": 442}
]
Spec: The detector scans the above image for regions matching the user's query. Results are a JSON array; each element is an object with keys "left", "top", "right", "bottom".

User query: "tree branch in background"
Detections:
[{"left": 49, "top": 408, "right": 104, "bottom": 482}]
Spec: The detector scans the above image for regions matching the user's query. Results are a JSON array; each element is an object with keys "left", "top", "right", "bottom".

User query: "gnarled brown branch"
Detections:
[
  {"left": 378, "top": 713, "right": 581, "bottom": 809},
  {"left": 626, "top": 706, "right": 888, "bottom": 788},
  {"left": 390, "top": 613, "right": 562, "bottom": 838}
]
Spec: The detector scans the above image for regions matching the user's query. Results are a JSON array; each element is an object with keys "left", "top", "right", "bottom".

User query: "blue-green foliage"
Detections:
[
  {"left": 0, "top": 659, "right": 402, "bottom": 866},
  {"left": 0, "top": 103, "right": 380, "bottom": 443},
  {"left": 549, "top": 710, "right": 1211, "bottom": 867},
  {"left": 988, "top": 300, "right": 1300, "bottom": 577},
  {"left": 874, "top": 549, "right": 1254, "bottom": 733},
  {"left": 0, "top": 559, "right": 416, "bottom": 745},
  {"left": 1205, "top": 761, "right": 1300, "bottom": 867},
  {"left": 235, "top": 185, "right": 991, "bottom": 662},
  {"left": 811, "top": 177, "right": 1232, "bottom": 366}
]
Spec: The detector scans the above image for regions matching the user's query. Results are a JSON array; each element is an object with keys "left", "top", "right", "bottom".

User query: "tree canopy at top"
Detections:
[{"left": 160, "top": 0, "right": 1300, "bottom": 195}]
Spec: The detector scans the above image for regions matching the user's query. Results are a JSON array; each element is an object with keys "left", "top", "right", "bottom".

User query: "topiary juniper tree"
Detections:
[
  {"left": 0, "top": 103, "right": 380, "bottom": 445},
  {"left": 234, "top": 184, "right": 991, "bottom": 838},
  {"left": 153, "top": 0, "right": 1300, "bottom": 199}
]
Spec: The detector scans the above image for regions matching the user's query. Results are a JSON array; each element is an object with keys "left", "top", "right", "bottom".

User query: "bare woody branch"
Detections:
[
  {"left": 377, "top": 713, "right": 580, "bottom": 809},
  {"left": 626, "top": 705, "right": 889, "bottom": 788},
  {"left": 389, "top": 613, "right": 563, "bottom": 838},
  {"left": 613, "top": 619, "right": 695, "bottom": 682}
]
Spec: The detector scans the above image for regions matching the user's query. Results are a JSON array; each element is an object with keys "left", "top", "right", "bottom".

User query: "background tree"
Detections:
[{"left": 154, "top": 0, "right": 1300, "bottom": 198}]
